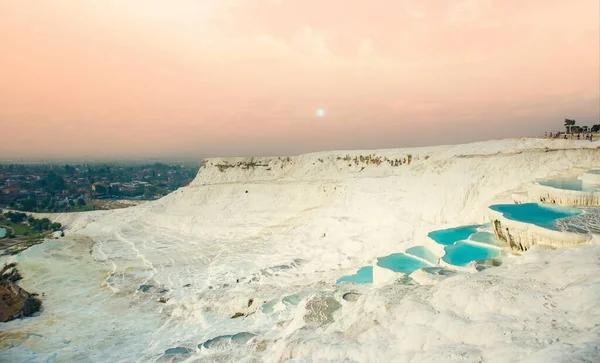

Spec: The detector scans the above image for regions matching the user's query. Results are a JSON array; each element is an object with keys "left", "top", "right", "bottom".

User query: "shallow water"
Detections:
[
  {"left": 336, "top": 266, "right": 373, "bottom": 284},
  {"left": 337, "top": 227, "right": 504, "bottom": 279},
  {"left": 336, "top": 248, "right": 437, "bottom": 284},
  {"left": 427, "top": 225, "right": 505, "bottom": 267},
  {"left": 442, "top": 241, "right": 501, "bottom": 266},
  {"left": 376, "top": 253, "right": 429, "bottom": 274},
  {"left": 0, "top": 227, "right": 6, "bottom": 238},
  {"left": 538, "top": 178, "right": 600, "bottom": 192},
  {"left": 427, "top": 225, "right": 480, "bottom": 245},
  {"left": 282, "top": 290, "right": 312, "bottom": 305},
  {"left": 489, "top": 203, "right": 582, "bottom": 230}
]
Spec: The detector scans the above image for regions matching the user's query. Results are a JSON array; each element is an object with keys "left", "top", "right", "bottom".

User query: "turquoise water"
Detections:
[
  {"left": 489, "top": 203, "right": 581, "bottom": 230},
  {"left": 260, "top": 299, "right": 278, "bottom": 313},
  {"left": 405, "top": 246, "right": 438, "bottom": 264},
  {"left": 336, "top": 266, "right": 373, "bottom": 284},
  {"left": 376, "top": 253, "right": 428, "bottom": 274},
  {"left": 0, "top": 227, "right": 6, "bottom": 238},
  {"left": 442, "top": 241, "right": 501, "bottom": 266},
  {"left": 337, "top": 226, "right": 503, "bottom": 282},
  {"left": 427, "top": 224, "right": 504, "bottom": 267},
  {"left": 336, "top": 251, "right": 434, "bottom": 284},
  {"left": 428, "top": 225, "right": 480, "bottom": 245},
  {"left": 539, "top": 178, "right": 600, "bottom": 192}
]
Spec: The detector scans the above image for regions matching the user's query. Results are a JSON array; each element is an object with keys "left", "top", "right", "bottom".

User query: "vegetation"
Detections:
[
  {"left": 563, "top": 119, "right": 598, "bottom": 135},
  {"left": 0, "top": 211, "right": 62, "bottom": 255},
  {"left": 564, "top": 119, "right": 576, "bottom": 133}
]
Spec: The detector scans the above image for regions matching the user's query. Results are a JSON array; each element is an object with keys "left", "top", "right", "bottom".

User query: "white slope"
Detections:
[{"left": 2, "top": 138, "right": 599, "bottom": 363}]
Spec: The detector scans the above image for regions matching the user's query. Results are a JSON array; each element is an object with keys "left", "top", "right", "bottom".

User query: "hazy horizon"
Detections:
[
  {"left": 0, "top": 134, "right": 581, "bottom": 164},
  {"left": 1, "top": 1, "right": 598, "bottom": 160}
]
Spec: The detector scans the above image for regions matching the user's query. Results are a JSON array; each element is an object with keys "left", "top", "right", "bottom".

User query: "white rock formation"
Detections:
[
  {"left": 372, "top": 263, "right": 398, "bottom": 286},
  {"left": 487, "top": 208, "right": 592, "bottom": 252},
  {"left": 1, "top": 138, "right": 599, "bottom": 363},
  {"left": 527, "top": 182, "right": 600, "bottom": 206}
]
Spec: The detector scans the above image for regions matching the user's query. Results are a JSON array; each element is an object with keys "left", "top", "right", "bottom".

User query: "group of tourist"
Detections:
[{"left": 545, "top": 131, "right": 594, "bottom": 141}]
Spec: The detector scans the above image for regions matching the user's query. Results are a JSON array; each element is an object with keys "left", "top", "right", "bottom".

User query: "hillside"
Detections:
[{"left": 3, "top": 138, "right": 599, "bottom": 363}]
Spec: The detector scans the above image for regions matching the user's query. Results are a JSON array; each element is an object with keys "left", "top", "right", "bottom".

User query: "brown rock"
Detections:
[{"left": 0, "top": 264, "right": 41, "bottom": 322}]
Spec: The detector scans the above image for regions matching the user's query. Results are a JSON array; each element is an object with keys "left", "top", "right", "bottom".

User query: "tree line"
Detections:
[
  {"left": 564, "top": 119, "right": 600, "bottom": 133},
  {"left": 1, "top": 211, "right": 63, "bottom": 238}
]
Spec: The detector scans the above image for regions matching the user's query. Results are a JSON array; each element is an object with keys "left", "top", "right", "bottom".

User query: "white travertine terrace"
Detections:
[
  {"left": 527, "top": 182, "right": 600, "bottom": 206},
  {"left": 487, "top": 208, "right": 592, "bottom": 252},
  {"left": 578, "top": 170, "right": 600, "bottom": 185},
  {"left": 2, "top": 138, "right": 599, "bottom": 363}
]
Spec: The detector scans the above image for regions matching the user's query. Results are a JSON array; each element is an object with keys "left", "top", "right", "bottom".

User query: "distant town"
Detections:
[{"left": 0, "top": 163, "right": 200, "bottom": 213}]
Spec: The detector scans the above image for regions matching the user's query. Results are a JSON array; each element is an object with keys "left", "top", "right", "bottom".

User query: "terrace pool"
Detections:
[
  {"left": 428, "top": 224, "right": 505, "bottom": 267},
  {"left": 428, "top": 225, "right": 480, "bottom": 245},
  {"left": 442, "top": 241, "right": 501, "bottom": 266},
  {"left": 489, "top": 203, "right": 582, "bottom": 230},
  {"left": 338, "top": 227, "right": 505, "bottom": 283},
  {"left": 538, "top": 178, "right": 600, "bottom": 192},
  {"left": 336, "top": 266, "right": 373, "bottom": 284},
  {"left": 376, "top": 253, "right": 429, "bottom": 274}
]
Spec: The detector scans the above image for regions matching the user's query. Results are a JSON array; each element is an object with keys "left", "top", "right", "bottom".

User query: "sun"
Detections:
[{"left": 316, "top": 108, "right": 325, "bottom": 117}]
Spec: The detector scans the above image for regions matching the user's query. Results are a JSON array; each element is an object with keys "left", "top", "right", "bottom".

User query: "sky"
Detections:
[{"left": 1, "top": 0, "right": 599, "bottom": 160}]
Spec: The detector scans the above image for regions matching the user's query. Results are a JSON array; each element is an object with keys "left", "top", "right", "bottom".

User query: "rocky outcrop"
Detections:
[
  {"left": 231, "top": 312, "right": 245, "bottom": 319},
  {"left": 334, "top": 153, "right": 413, "bottom": 167},
  {"left": 205, "top": 154, "right": 417, "bottom": 173},
  {"left": 193, "top": 151, "right": 425, "bottom": 185},
  {"left": 0, "top": 263, "right": 42, "bottom": 322}
]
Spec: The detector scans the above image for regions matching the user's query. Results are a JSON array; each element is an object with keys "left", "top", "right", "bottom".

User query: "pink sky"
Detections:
[{"left": 1, "top": 0, "right": 598, "bottom": 160}]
